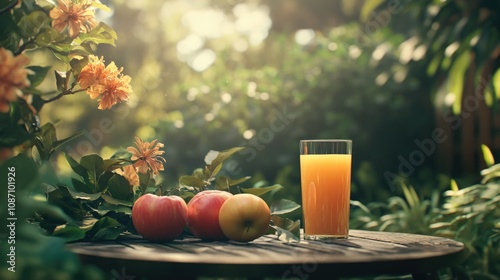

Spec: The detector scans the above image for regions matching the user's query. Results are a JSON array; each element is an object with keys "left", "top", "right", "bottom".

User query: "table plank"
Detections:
[{"left": 66, "top": 230, "right": 464, "bottom": 279}]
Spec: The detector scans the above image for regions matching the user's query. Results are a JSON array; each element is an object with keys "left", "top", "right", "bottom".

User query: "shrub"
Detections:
[{"left": 351, "top": 147, "right": 500, "bottom": 279}]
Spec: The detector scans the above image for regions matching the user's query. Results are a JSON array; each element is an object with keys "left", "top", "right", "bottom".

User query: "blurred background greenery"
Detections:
[
  {"left": 36, "top": 0, "right": 499, "bottom": 204},
  {"left": 10, "top": 0, "right": 498, "bottom": 278}
]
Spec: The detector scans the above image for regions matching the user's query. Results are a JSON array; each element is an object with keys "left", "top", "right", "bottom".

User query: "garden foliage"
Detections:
[
  {"left": 0, "top": 1, "right": 299, "bottom": 279},
  {"left": 351, "top": 146, "right": 500, "bottom": 279},
  {"left": 1, "top": 0, "right": 499, "bottom": 279}
]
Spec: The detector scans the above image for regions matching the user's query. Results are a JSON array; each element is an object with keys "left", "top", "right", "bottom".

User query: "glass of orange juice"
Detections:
[{"left": 300, "top": 139, "right": 352, "bottom": 240}]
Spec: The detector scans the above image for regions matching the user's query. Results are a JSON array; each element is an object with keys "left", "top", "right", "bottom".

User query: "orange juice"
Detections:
[{"left": 300, "top": 154, "right": 352, "bottom": 238}]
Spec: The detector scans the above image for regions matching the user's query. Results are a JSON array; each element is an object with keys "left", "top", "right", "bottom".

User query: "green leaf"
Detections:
[
  {"left": 34, "top": 122, "right": 58, "bottom": 159},
  {"left": 204, "top": 147, "right": 245, "bottom": 178},
  {"left": 79, "top": 218, "right": 99, "bottom": 231},
  {"left": 215, "top": 175, "right": 250, "bottom": 190},
  {"left": 86, "top": 216, "right": 123, "bottom": 241},
  {"left": 0, "top": 123, "right": 30, "bottom": 146},
  {"left": 96, "top": 202, "right": 132, "bottom": 215},
  {"left": 91, "top": 0, "right": 112, "bottom": 13},
  {"left": 179, "top": 175, "right": 206, "bottom": 188},
  {"left": 480, "top": 163, "right": 500, "bottom": 184},
  {"left": 54, "top": 70, "right": 67, "bottom": 92},
  {"left": 167, "top": 188, "right": 195, "bottom": 202},
  {"left": 27, "top": 66, "right": 51, "bottom": 88},
  {"left": 138, "top": 172, "right": 154, "bottom": 195},
  {"left": 228, "top": 176, "right": 251, "bottom": 186},
  {"left": 76, "top": 22, "right": 117, "bottom": 46},
  {"left": 70, "top": 55, "right": 89, "bottom": 75},
  {"left": 43, "top": 182, "right": 61, "bottom": 196},
  {"left": 80, "top": 154, "right": 107, "bottom": 193},
  {"left": 53, "top": 224, "right": 87, "bottom": 242},
  {"left": 450, "top": 179, "right": 459, "bottom": 192},
  {"left": 215, "top": 175, "right": 230, "bottom": 190},
  {"left": 88, "top": 216, "right": 122, "bottom": 231},
  {"left": 96, "top": 170, "right": 114, "bottom": 192},
  {"left": 92, "top": 226, "right": 124, "bottom": 241},
  {"left": 192, "top": 168, "right": 205, "bottom": 179},
  {"left": 40, "top": 122, "right": 57, "bottom": 141},
  {"left": 350, "top": 200, "right": 372, "bottom": 215},
  {"left": 481, "top": 144, "right": 495, "bottom": 167},
  {"left": 66, "top": 153, "right": 88, "bottom": 178},
  {"left": 427, "top": 53, "right": 443, "bottom": 76},
  {"left": 29, "top": 94, "right": 46, "bottom": 113},
  {"left": 270, "top": 215, "right": 300, "bottom": 242},
  {"left": 492, "top": 69, "right": 500, "bottom": 100},
  {"left": 205, "top": 147, "right": 245, "bottom": 168},
  {"left": 0, "top": 7, "right": 19, "bottom": 40},
  {"left": 53, "top": 131, "right": 82, "bottom": 151},
  {"left": 207, "top": 163, "right": 223, "bottom": 179},
  {"left": 51, "top": 49, "right": 71, "bottom": 64},
  {"left": 480, "top": 185, "right": 500, "bottom": 200},
  {"left": 360, "top": 0, "right": 385, "bottom": 22},
  {"left": 32, "top": 199, "right": 73, "bottom": 226},
  {"left": 448, "top": 50, "right": 471, "bottom": 115},
  {"left": 270, "top": 199, "right": 301, "bottom": 215},
  {"left": 67, "top": 45, "right": 90, "bottom": 60},
  {"left": 204, "top": 150, "right": 219, "bottom": 165},
  {"left": 80, "top": 154, "right": 105, "bottom": 178},
  {"left": 71, "top": 178, "right": 93, "bottom": 193},
  {"left": 101, "top": 193, "right": 133, "bottom": 207},
  {"left": 107, "top": 174, "right": 133, "bottom": 201},
  {"left": 18, "top": 10, "right": 50, "bottom": 37},
  {"left": 60, "top": 185, "right": 102, "bottom": 201},
  {"left": 240, "top": 184, "right": 284, "bottom": 197},
  {"left": 102, "top": 158, "right": 128, "bottom": 172},
  {"left": 35, "top": 27, "right": 67, "bottom": 48},
  {"left": 401, "top": 184, "right": 419, "bottom": 208},
  {"left": 388, "top": 196, "right": 410, "bottom": 212}
]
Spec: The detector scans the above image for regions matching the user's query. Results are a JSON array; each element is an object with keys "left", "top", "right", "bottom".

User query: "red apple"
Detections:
[
  {"left": 131, "top": 194, "right": 187, "bottom": 242},
  {"left": 187, "top": 190, "right": 233, "bottom": 240},
  {"left": 218, "top": 193, "right": 271, "bottom": 242}
]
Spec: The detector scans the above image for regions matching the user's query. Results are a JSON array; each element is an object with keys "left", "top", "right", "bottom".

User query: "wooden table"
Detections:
[{"left": 66, "top": 230, "right": 465, "bottom": 279}]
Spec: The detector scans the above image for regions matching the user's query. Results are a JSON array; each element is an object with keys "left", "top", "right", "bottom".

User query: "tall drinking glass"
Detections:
[{"left": 300, "top": 139, "right": 352, "bottom": 240}]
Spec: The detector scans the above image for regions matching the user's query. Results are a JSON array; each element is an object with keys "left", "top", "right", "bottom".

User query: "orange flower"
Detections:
[
  {"left": 94, "top": 74, "right": 131, "bottom": 110},
  {"left": 127, "top": 137, "right": 166, "bottom": 175},
  {"left": 78, "top": 55, "right": 132, "bottom": 110},
  {"left": 116, "top": 165, "right": 140, "bottom": 189},
  {"left": 77, "top": 55, "right": 105, "bottom": 89},
  {"left": 49, "top": 0, "right": 97, "bottom": 38},
  {"left": 0, "top": 48, "right": 30, "bottom": 113}
]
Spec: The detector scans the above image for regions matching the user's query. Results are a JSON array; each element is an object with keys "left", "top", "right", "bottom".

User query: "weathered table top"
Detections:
[{"left": 66, "top": 229, "right": 465, "bottom": 279}]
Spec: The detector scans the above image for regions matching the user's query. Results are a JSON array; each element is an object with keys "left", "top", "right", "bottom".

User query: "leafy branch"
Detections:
[
  {"left": 174, "top": 147, "right": 251, "bottom": 196},
  {"left": 0, "top": 0, "right": 18, "bottom": 15},
  {"left": 14, "top": 37, "right": 35, "bottom": 55},
  {"left": 28, "top": 145, "right": 302, "bottom": 242},
  {"left": 171, "top": 147, "right": 301, "bottom": 242},
  {"left": 42, "top": 87, "right": 87, "bottom": 103},
  {"left": 1, "top": 0, "right": 303, "bottom": 244}
]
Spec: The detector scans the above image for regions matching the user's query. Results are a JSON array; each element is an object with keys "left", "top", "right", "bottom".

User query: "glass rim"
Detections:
[{"left": 300, "top": 139, "right": 352, "bottom": 143}]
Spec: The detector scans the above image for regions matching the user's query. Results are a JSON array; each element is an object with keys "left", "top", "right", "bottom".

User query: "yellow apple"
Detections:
[{"left": 218, "top": 193, "right": 271, "bottom": 242}]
